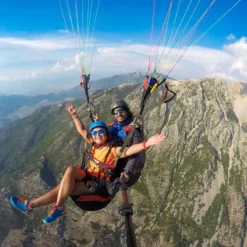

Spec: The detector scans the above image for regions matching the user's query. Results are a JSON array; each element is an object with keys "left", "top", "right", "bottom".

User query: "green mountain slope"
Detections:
[{"left": 1, "top": 79, "right": 247, "bottom": 247}]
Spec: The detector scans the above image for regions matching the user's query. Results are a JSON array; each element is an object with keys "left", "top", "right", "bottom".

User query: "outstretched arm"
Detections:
[
  {"left": 115, "top": 134, "right": 165, "bottom": 158},
  {"left": 65, "top": 102, "right": 92, "bottom": 143}
]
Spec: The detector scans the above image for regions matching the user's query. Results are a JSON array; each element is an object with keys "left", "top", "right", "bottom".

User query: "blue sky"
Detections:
[
  {"left": 0, "top": 0, "right": 245, "bottom": 44},
  {"left": 0, "top": 0, "right": 246, "bottom": 95}
]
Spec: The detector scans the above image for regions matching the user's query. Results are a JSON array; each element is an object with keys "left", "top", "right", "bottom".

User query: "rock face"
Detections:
[{"left": 0, "top": 78, "right": 247, "bottom": 247}]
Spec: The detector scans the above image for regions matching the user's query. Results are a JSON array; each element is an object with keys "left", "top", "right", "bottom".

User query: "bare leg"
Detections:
[
  {"left": 71, "top": 181, "right": 93, "bottom": 196},
  {"left": 56, "top": 166, "right": 87, "bottom": 207},
  {"left": 28, "top": 166, "right": 89, "bottom": 209},
  {"left": 29, "top": 184, "right": 60, "bottom": 209}
]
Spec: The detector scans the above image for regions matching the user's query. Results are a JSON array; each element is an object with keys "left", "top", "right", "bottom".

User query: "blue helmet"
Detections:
[{"left": 89, "top": 120, "right": 108, "bottom": 132}]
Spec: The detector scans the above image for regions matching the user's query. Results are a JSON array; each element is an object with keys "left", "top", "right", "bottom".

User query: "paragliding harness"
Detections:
[
  {"left": 142, "top": 76, "right": 176, "bottom": 112},
  {"left": 70, "top": 143, "right": 116, "bottom": 211},
  {"left": 71, "top": 74, "right": 139, "bottom": 211},
  {"left": 71, "top": 73, "right": 176, "bottom": 246},
  {"left": 70, "top": 74, "right": 112, "bottom": 210},
  {"left": 70, "top": 119, "right": 141, "bottom": 211}
]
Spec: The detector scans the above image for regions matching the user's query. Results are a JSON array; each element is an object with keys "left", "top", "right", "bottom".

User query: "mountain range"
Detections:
[
  {"left": 0, "top": 72, "right": 147, "bottom": 129},
  {"left": 1, "top": 77, "right": 246, "bottom": 246}
]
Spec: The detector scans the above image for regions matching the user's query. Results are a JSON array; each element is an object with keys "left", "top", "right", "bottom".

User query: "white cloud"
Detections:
[
  {"left": 0, "top": 76, "right": 11, "bottom": 81},
  {"left": 50, "top": 55, "right": 81, "bottom": 73},
  {"left": 224, "top": 37, "right": 247, "bottom": 56},
  {"left": 75, "top": 52, "right": 85, "bottom": 65},
  {"left": 1, "top": 33, "right": 247, "bottom": 95},
  {"left": 51, "top": 62, "right": 60, "bottom": 71},
  {"left": 0, "top": 33, "right": 95, "bottom": 52},
  {"left": 0, "top": 37, "right": 76, "bottom": 51},
  {"left": 98, "top": 47, "right": 116, "bottom": 54},
  {"left": 58, "top": 29, "right": 70, "bottom": 34},
  {"left": 205, "top": 72, "right": 239, "bottom": 82},
  {"left": 230, "top": 59, "right": 245, "bottom": 73},
  {"left": 223, "top": 37, "right": 247, "bottom": 79},
  {"left": 24, "top": 70, "right": 43, "bottom": 79},
  {"left": 65, "top": 64, "right": 77, "bottom": 71},
  {"left": 25, "top": 72, "right": 36, "bottom": 79},
  {"left": 122, "top": 39, "right": 132, "bottom": 44},
  {"left": 227, "top": 34, "right": 236, "bottom": 41}
]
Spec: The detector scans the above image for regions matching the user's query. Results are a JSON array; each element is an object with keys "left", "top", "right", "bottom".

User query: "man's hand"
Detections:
[
  {"left": 92, "top": 112, "right": 99, "bottom": 121},
  {"left": 120, "top": 172, "right": 130, "bottom": 180}
]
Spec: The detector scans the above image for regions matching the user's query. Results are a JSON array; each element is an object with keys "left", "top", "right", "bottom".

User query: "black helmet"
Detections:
[{"left": 111, "top": 99, "right": 130, "bottom": 114}]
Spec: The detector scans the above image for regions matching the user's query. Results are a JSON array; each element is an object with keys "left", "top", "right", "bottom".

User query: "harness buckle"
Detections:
[
  {"left": 86, "top": 180, "right": 98, "bottom": 193},
  {"left": 132, "top": 116, "right": 143, "bottom": 129}
]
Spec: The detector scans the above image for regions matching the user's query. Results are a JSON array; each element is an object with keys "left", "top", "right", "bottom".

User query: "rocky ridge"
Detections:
[{"left": 0, "top": 78, "right": 247, "bottom": 246}]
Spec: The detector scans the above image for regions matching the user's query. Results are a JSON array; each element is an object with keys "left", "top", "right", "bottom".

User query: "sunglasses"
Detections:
[
  {"left": 113, "top": 108, "right": 126, "bottom": 115},
  {"left": 91, "top": 129, "right": 105, "bottom": 136}
]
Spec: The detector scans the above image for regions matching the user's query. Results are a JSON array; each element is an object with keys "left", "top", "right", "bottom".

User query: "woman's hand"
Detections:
[
  {"left": 65, "top": 102, "right": 77, "bottom": 116},
  {"left": 146, "top": 134, "right": 166, "bottom": 148}
]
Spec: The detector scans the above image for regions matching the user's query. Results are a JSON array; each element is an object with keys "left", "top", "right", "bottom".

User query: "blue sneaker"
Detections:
[
  {"left": 9, "top": 196, "right": 33, "bottom": 216},
  {"left": 43, "top": 205, "right": 67, "bottom": 224}
]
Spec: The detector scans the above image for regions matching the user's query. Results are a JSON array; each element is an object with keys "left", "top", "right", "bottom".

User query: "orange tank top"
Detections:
[{"left": 86, "top": 145, "right": 117, "bottom": 180}]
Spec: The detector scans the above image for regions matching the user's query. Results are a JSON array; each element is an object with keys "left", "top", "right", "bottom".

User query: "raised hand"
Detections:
[
  {"left": 65, "top": 102, "right": 77, "bottom": 116},
  {"left": 92, "top": 112, "right": 99, "bottom": 121},
  {"left": 146, "top": 134, "right": 166, "bottom": 148}
]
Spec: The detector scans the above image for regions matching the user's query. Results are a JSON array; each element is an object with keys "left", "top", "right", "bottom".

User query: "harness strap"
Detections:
[
  {"left": 77, "top": 194, "right": 112, "bottom": 202},
  {"left": 109, "top": 121, "right": 114, "bottom": 127},
  {"left": 124, "top": 125, "right": 132, "bottom": 132},
  {"left": 114, "top": 122, "right": 139, "bottom": 163},
  {"left": 161, "top": 83, "right": 177, "bottom": 103},
  {"left": 81, "top": 134, "right": 94, "bottom": 170},
  {"left": 85, "top": 146, "right": 114, "bottom": 181},
  {"left": 97, "top": 147, "right": 112, "bottom": 182},
  {"left": 100, "top": 147, "right": 114, "bottom": 182}
]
